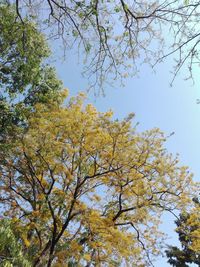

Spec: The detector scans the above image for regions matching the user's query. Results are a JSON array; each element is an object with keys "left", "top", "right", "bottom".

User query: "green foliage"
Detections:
[
  {"left": 0, "top": 3, "right": 62, "bottom": 104},
  {"left": 166, "top": 199, "right": 200, "bottom": 266},
  {"left": 0, "top": 3, "right": 62, "bottom": 143},
  {"left": 0, "top": 220, "right": 31, "bottom": 267},
  {"left": 0, "top": 3, "right": 49, "bottom": 97}
]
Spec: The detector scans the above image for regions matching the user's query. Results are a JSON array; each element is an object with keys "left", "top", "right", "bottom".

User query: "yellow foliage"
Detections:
[
  {"left": 21, "top": 233, "right": 30, "bottom": 248},
  {"left": 0, "top": 91, "right": 197, "bottom": 266},
  {"left": 83, "top": 254, "right": 91, "bottom": 261}
]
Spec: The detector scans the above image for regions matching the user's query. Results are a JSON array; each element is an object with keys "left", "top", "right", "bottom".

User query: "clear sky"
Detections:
[{"left": 51, "top": 43, "right": 200, "bottom": 266}]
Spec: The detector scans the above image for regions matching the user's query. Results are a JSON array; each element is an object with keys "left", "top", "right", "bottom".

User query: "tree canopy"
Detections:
[
  {"left": 0, "top": 219, "right": 31, "bottom": 267},
  {"left": 0, "top": 91, "right": 196, "bottom": 266},
  {"left": 0, "top": 4, "right": 47, "bottom": 97},
  {"left": 0, "top": 2, "right": 199, "bottom": 267},
  {"left": 8, "top": 0, "right": 200, "bottom": 91},
  {"left": 0, "top": 3, "right": 62, "bottom": 142},
  {"left": 166, "top": 199, "right": 200, "bottom": 267}
]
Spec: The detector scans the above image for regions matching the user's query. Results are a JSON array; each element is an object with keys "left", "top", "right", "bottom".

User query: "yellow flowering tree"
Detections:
[{"left": 0, "top": 91, "right": 196, "bottom": 266}]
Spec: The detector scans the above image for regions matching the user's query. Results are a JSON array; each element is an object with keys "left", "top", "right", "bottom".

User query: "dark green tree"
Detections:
[{"left": 166, "top": 198, "right": 200, "bottom": 267}]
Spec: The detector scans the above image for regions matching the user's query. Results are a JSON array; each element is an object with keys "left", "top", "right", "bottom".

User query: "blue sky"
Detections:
[{"left": 51, "top": 45, "right": 200, "bottom": 266}]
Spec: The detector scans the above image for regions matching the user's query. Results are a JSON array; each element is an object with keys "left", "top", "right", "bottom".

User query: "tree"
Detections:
[
  {"left": 0, "top": 3, "right": 61, "bottom": 101},
  {"left": 0, "top": 219, "right": 31, "bottom": 267},
  {"left": 0, "top": 3, "right": 62, "bottom": 142},
  {"left": 166, "top": 199, "right": 200, "bottom": 267},
  {"left": 0, "top": 3, "right": 47, "bottom": 97},
  {"left": 0, "top": 91, "right": 196, "bottom": 266},
  {"left": 8, "top": 0, "right": 200, "bottom": 91}
]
